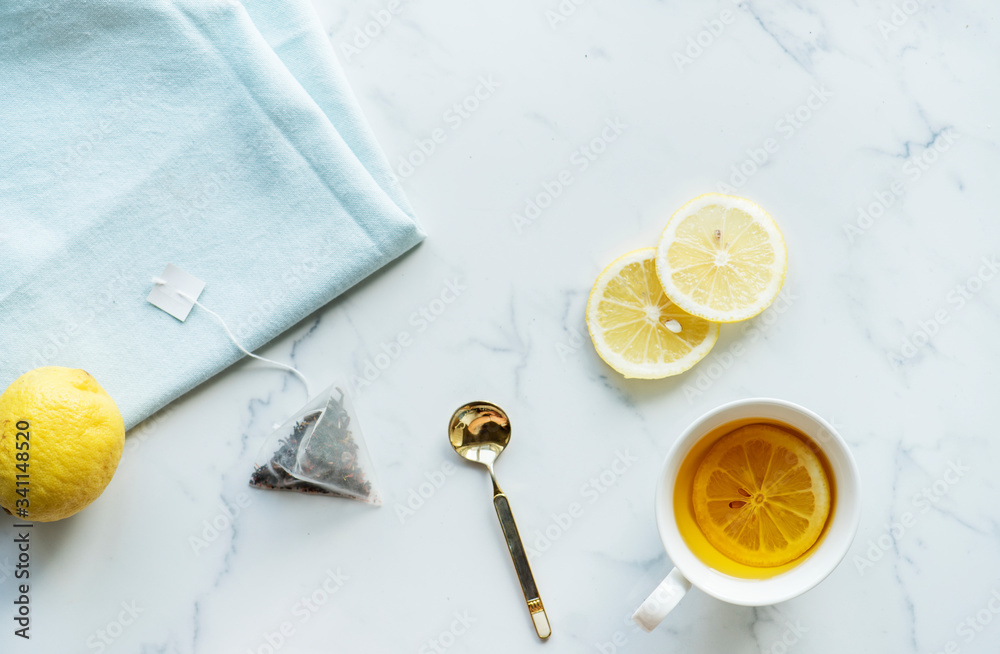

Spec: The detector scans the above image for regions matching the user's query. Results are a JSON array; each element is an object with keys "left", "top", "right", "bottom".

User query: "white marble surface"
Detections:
[{"left": 4, "top": 0, "right": 1000, "bottom": 652}]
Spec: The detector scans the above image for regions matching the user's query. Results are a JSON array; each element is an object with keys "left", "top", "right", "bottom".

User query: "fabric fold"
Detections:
[{"left": 0, "top": 0, "right": 423, "bottom": 428}]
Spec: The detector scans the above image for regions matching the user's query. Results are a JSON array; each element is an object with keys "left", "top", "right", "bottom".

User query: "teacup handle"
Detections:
[{"left": 631, "top": 567, "right": 692, "bottom": 631}]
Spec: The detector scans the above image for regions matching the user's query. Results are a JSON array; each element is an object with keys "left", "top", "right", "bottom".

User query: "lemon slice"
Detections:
[
  {"left": 586, "top": 248, "right": 720, "bottom": 379},
  {"left": 655, "top": 194, "right": 788, "bottom": 323},
  {"left": 692, "top": 424, "right": 831, "bottom": 567}
]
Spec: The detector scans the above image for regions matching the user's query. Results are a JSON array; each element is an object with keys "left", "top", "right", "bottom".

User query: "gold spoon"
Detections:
[{"left": 448, "top": 401, "right": 552, "bottom": 640}]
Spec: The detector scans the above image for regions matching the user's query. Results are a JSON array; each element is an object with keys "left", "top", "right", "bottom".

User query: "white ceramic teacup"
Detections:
[{"left": 632, "top": 398, "right": 861, "bottom": 631}]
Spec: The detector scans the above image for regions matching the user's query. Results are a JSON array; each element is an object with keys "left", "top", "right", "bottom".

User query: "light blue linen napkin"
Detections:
[
  {"left": 0, "top": 0, "right": 424, "bottom": 429},
  {"left": 240, "top": 0, "right": 416, "bottom": 220}
]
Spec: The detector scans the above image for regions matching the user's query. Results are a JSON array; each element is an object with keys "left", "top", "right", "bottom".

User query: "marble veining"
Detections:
[{"left": 3, "top": 0, "right": 1000, "bottom": 652}]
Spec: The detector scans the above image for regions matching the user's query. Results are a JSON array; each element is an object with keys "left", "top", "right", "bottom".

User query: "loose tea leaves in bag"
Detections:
[{"left": 250, "top": 385, "right": 381, "bottom": 504}]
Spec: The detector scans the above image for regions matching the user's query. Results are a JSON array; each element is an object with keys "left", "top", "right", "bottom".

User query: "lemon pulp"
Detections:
[
  {"left": 655, "top": 194, "right": 788, "bottom": 323},
  {"left": 586, "top": 248, "right": 719, "bottom": 379},
  {"left": 692, "top": 423, "right": 830, "bottom": 567}
]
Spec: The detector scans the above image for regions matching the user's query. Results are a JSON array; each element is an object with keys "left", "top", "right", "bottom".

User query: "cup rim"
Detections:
[{"left": 655, "top": 397, "right": 862, "bottom": 606}]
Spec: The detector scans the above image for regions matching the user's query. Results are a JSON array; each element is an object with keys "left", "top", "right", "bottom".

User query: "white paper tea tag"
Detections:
[
  {"left": 145, "top": 265, "right": 313, "bottom": 393},
  {"left": 147, "top": 264, "right": 205, "bottom": 321}
]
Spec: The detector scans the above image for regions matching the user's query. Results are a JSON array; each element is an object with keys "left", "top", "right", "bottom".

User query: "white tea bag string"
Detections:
[{"left": 151, "top": 276, "right": 313, "bottom": 396}]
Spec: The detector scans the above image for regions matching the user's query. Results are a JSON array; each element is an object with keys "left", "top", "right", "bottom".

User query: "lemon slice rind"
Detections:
[
  {"left": 655, "top": 194, "right": 788, "bottom": 323},
  {"left": 586, "top": 248, "right": 720, "bottom": 379}
]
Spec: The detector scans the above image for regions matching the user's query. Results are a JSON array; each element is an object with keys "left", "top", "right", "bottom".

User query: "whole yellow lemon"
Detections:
[{"left": 0, "top": 367, "right": 125, "bottom": 522}]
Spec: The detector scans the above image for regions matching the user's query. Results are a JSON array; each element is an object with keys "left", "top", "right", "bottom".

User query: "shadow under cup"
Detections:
[{"left": 654, "top": 398, "right": 861, "bottom": 610}]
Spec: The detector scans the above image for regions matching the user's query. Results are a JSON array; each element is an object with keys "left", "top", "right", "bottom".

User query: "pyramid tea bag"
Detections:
[
  {"left": 250, "top": 385, "right": 381, "bottom": 504},
  {"left": 144, "top": 269, "right": 380, "bottom": 504}
]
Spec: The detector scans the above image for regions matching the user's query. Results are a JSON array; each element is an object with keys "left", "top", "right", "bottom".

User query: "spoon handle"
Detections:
[{"left": 493, "top": 493, "right": 552, "bottom": 639}]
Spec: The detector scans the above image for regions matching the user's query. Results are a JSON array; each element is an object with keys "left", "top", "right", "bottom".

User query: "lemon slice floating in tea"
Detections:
[
  {"left": 586, "top": 248, "right": 720, "bottom": 379},
  {"left": 655, "top": 194, "right": 788, "bottom": 323},
  {"left": 692, "top": 424, "right": 830, "bottom": 567}
]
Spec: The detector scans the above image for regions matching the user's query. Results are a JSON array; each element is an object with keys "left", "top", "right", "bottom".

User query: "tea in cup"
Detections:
[{"left": 632, "top": 398, "right": 861, "bottom": 630}]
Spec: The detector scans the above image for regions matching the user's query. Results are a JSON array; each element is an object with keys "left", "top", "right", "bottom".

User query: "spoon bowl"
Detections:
[{"left": 448, "top": 401, "right": 511, "bottom": 467}]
